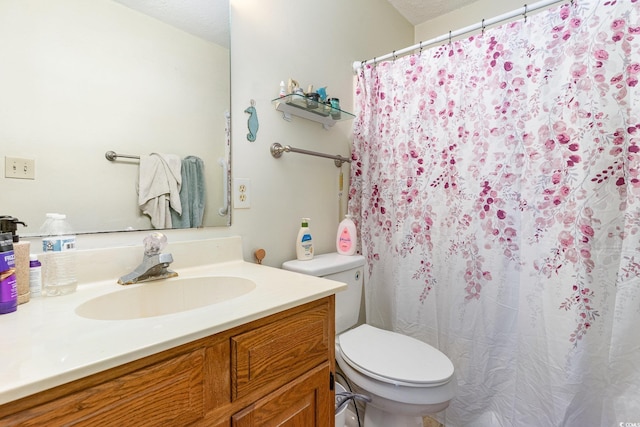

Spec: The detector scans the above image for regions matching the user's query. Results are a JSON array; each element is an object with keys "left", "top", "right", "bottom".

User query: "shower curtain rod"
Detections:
[{"left": 352, "top": 0, "right": 566, "bottom": 73}]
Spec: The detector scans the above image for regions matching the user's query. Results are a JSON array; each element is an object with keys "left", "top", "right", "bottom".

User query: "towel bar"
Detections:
[
  {"left": 270, "top": 143, "right": 350, "bottom": 168},
  {"left": 105, "top": 151, "right": 140, "bottom": 161}
]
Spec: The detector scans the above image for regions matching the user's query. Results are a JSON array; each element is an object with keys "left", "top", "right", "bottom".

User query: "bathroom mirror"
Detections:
[{"left": 0, "top": 0, "right": 231, "bottom": 235}]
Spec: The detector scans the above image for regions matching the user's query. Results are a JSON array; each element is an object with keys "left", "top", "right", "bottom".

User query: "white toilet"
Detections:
[{"left": 283, "top": 253, "right": 456, "bottom": 427}]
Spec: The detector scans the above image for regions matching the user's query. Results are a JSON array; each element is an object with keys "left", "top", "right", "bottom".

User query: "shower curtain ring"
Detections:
[
  {"left": 523, "top": 4, "right": 528, "bottom": 23},
  {"left": 393, "top": 50, "right": 397, "bottom": 61},
  {"left": 448, "top": 30, "right": 452, "bottom": 46},
  {"left": 419, "top": 41, "right": 423, "bottom": 55},
  {"left": 481, "top": 19, "right": 486, "bottom": 35}
]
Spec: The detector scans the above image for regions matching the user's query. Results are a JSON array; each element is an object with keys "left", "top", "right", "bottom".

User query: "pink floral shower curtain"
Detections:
[{"left": 350, "top": 1, "right": 640, "bottom": 425}]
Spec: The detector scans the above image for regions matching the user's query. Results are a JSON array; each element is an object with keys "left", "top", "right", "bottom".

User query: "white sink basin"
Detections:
[{"left": 75, "top": 276, "right": 256, "bottom": 320}]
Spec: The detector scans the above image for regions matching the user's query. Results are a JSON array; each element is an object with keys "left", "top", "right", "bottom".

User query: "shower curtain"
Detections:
[{"left": 350, "top": 1, "right": 640, "bottom": 425}]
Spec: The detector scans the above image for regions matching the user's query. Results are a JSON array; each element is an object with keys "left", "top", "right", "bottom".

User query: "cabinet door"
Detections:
[
  {"left": 2, "top": 349, "right": 206, "bottom": 427},
  {"left": 231, "top": 363, "right": 333, "bottom": 427}
]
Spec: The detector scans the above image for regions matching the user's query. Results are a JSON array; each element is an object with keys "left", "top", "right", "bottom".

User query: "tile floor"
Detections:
[
  {"left": 423, "top": 417, "right": 444, "bottom": 427},
  {"left": 341, "top": 408, "right": 443, "bottom": 427}
]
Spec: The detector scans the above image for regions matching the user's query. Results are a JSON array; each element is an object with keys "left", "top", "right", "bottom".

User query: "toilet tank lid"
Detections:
[{"left": 282, "top": 253, "right": 365, "bottom": 277}]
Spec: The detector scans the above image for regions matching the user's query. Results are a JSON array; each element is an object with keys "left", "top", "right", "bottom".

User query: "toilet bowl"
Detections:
[
  {"left": 337, "top": 324, "right": 455, "bottom": 426},
  {"left": 282, "top": 253, "right": 456, "bottom": 427}
]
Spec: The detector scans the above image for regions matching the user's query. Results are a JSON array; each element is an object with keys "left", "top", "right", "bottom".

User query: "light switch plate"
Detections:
[{"left": 5, "top": 156, "right": 35, "bottom": 179}]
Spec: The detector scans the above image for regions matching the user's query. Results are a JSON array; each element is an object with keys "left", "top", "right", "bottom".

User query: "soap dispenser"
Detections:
[
  {"left": 0, "top": 232, "right": 17, "bottom": 314},
  {"left": 296, "top": 218, "right": 314, "bottom": 261},
  {"left": 0, "top": 216, "right": 30, "bottom": 304}
]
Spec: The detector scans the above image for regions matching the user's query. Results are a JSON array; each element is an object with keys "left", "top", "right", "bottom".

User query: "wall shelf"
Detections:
[{"left": 272, "top": 94, "right": 354, "bottom": 129}]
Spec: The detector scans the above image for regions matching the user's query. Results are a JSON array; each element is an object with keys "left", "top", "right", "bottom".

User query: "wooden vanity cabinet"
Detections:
[
  {"left": 0, "top": 296, "right": 335, "bottom": 427},
  {"left": 232, "top": 364, "right": 332, "bottom": 427}
]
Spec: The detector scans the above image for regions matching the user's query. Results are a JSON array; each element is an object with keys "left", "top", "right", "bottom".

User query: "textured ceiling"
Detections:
[
  {"left": 387, "top": 0, "right": 482, "bottom": 25},
  {"left": 111, "top": 0, "right": 229, "bottom": 48}
]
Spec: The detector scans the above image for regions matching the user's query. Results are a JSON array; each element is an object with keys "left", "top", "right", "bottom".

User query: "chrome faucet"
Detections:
[{"left": 118, "top": 232, "right": 178, "bottom": 285}]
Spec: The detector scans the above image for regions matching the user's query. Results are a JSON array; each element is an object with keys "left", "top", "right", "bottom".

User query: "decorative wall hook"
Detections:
[{"left": 244, "top": 99, "right": 259, "bottom": 142}]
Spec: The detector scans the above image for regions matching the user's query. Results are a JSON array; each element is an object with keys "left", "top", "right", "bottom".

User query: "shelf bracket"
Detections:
[{"left": 280, "top": 111, "right": 292, "bottom": 122}]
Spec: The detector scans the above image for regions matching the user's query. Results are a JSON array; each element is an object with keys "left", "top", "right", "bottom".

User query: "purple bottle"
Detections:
[{"left": 0, "top": 232, "right": 17, "bottom": 314}]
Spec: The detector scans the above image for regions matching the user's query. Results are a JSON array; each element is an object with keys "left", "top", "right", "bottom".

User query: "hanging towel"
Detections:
[
  {"left": 138, "top": 153, "right": 182, "bottom": 229},
  {"left": 171, "top": 156, "right": 206, "bottom": 228}
]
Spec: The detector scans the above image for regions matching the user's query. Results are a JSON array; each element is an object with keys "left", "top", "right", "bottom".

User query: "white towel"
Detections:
[{"left": 138, "top": 153, "right": 182, "bottom": 229}]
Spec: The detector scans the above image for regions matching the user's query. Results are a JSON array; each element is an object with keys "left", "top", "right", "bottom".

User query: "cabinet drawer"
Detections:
[{"left": 231, "top": 301, "right": 330, "bottom": 400}]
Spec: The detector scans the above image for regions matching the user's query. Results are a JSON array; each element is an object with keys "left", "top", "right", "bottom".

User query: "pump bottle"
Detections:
[
  {"left": 0, "top": 232, "right": 17, "bottom": 314},
  {"left": 0, "top": 216, "right": 30, "bottom": 304},
  {"left": 296, "top": 218, "right": 314, "bottom": 260}
]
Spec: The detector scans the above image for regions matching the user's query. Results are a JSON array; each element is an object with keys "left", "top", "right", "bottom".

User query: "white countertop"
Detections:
[{"left": 0, "top": 237, "right": 345, "bottom": 406}]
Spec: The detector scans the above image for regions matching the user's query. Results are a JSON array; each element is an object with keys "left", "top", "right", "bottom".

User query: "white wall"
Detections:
[
  {"left": 229, "top": 0, "right": 413, "bottom": 266},
  {"left": 415, "top": 0, "right": 550, "bottom": 42}
]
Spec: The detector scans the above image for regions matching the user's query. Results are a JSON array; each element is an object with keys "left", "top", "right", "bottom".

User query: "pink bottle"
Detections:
[{"left": 336, "top": 215, "right": 357, "bottom": 256}]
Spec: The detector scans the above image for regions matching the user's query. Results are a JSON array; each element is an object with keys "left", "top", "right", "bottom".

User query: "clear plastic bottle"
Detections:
[
  {"left": 279, "top": 80, "right": 286, "bottom": 97},
  {"left": 40, "top": 213, "right": 77, "bottom": 296}
]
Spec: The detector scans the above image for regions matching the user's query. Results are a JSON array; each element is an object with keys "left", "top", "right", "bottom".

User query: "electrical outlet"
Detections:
[
  {"left": 234, "top": 178, "right": 251, "bottom": 209},
  {"left": 5, "top": 156, "right": 35, "bottom": 180}
]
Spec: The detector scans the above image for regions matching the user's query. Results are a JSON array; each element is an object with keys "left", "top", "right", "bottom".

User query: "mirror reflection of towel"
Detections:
[
  {"left": 138, "top": 153, "right": 182, "bottom": 229},
  {"left": 171, "top": 156, "right": 206, "bottom": 229}
]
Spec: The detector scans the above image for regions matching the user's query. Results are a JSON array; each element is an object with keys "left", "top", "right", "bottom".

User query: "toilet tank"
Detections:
[{"left": 282, "top": 253, "right": 365, "bottom": 334}]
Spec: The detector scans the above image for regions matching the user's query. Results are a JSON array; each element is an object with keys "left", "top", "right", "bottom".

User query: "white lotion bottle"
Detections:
[
  {"left": 296, "top": 218, "right": 314, "bottom": 260},
  {"left": 336, "top": 214, "right": 357, "bottom": 256}
]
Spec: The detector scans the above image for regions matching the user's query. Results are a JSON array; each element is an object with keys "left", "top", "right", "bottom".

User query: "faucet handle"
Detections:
[{"left": 143, "top": 232, "right": 168, "bottom": 256}]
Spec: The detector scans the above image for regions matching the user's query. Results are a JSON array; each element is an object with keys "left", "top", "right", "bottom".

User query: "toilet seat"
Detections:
[{"left": 338, "top": 324, "right": 454, "bottom": 387}]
